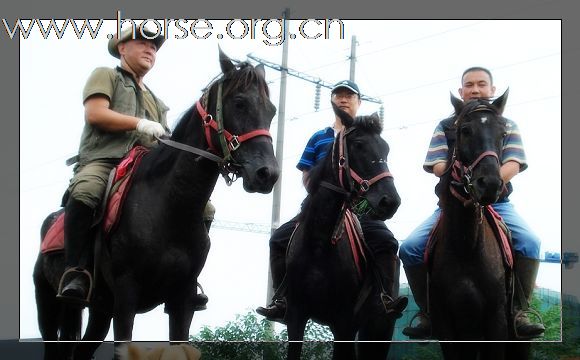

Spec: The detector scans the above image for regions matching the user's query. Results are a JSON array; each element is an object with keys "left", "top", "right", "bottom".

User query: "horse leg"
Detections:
[
  {"left": 505, "top": 342, "right": 530, "bottom": 360},
  {"left": 285, "top": 305, "right": 307, "bottom": 360},
  {"left": 357, "top": 302, "right": 393, "bottom": 360},
  {"left": 330, "top": 322, "right": 357, "bottom": 360},
  {"left": 34, "top": 267, "right": 59, "bottom": 340},
  {"left": 439, "top": 343, "right": 479, "bottom": 360},
  {"left": 480, "top": 342, "right": 506, "bottom": 360},
  {"left": 74, "top": 307, "right": 113, "bottom": 360},
  {"left": 167, "top": 305, "right": 195, "bottom": 341},
  {"left": 166, "top": 280, "right": 198, "bottom": 341},
  {"left": 112, "top": 286, "right": 138, "bottom": 341}
]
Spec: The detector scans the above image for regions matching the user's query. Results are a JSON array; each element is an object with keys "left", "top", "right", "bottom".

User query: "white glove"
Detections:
[{"left": 136, "top": 118, "right": 166, "bottom": 138}]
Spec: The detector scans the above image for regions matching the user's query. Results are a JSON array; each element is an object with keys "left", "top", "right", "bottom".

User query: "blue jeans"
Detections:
[{"left": 399, "top": 200, "right": 541, "bottom": 266}]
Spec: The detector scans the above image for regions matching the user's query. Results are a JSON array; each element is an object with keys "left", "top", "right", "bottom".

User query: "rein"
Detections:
[
  {"left": 158, "top": 76, "right": 272, "bottom": 185},
  {"left": 320, "top": 127, "right": 393, "bottom": 245}
]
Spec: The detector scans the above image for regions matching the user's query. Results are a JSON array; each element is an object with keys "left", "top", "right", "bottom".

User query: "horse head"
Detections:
[
  {"left": 331, "top": 102, "right": 401, "bottom": 220},
  {"left": 450, "top": 89, "right": 509, "bottom": 206},
  {"left": 200, "top": 48, "right": 280, "bottom": 193}
]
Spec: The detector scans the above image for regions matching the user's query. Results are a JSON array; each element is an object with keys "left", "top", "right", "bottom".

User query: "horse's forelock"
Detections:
[
  {"left": 456, "top": 99, "right": 502, "bottom": 127},
  {"left": 221, "top": 62, "right": 270, "bottom": 101},
  {"left": 354, "top": 114, "right": 383, "bottom": 134}
]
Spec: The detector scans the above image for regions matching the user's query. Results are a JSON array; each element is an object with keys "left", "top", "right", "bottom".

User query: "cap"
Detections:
[
  {"left": 108, "top": 25, "right": 165, "bottom": 59},
  {"left": 332, "top": 80, "right": 360, "bottom": 95}
]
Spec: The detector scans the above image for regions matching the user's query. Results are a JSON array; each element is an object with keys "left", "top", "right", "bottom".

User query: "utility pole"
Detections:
[
  {"left": 266, "top": 6, "right": 290, "bottom": 308},
  {"left": 349, "top": 35, "right": 357, "bottom": 82}
]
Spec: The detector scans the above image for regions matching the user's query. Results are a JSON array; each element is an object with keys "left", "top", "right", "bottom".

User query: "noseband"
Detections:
[{"left": 450, "top": 150, "right": 500, "bottom": 207}]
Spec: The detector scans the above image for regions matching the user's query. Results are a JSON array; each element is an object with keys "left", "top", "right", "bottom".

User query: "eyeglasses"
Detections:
[{"left": 332, "top": 92, "right": 358, "bottom": 100}]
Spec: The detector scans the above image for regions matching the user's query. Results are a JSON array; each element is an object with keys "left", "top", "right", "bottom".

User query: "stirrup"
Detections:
[
  {"left": 380, "top": 292, "right": 408, "bottom": 318},
  {"left": 193, "top": 282, "right": 208, "bottom": 311},
  {"left": 513, "top": 308, "right": 545, "bottom": 340},
  {"left": 56, "top": 267, "right": 93, "bottom": 306},
  {"left": 402, "top": 311, "right": 432, "bottom": 339}
]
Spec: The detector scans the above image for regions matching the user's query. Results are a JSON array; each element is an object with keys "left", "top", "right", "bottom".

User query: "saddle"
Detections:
[
  {"left": 40, "top": 146, "right": 149, "bottom": 254},
  {"left": 424, "top": 206, "right": 514, "bottom": 270}
]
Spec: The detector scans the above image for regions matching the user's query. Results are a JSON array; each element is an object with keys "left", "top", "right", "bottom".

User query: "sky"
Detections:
[{"left": 19, "top": 19, "right": 561, "bottom": 340}]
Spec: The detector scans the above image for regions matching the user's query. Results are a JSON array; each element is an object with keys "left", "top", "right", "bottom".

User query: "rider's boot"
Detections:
[
  {"left": 513, "top": 255, "right": 545, "bottom": 339},
  {"left": 375, "top": 252, "right": 408, "bottom": 316},
  {"left": 56, "top": 198, "right": 95, "bottom": 306},
  {"left": 255, "top": 253, "right": 287, "bottom": 323},
  {"left": 402, "top": 263, "right": 432, "bottom": 339}
]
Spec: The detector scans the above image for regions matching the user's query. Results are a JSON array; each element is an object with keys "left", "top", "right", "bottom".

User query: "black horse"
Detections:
[
  {"left": 33, "top": 49, "right": 280, "bottom": 359},
  {"left": 284, "top": 106, "right": 402, "bottom": 360},
  {"left": 429, "top": 91, "right": 529, "bottom": 359}
]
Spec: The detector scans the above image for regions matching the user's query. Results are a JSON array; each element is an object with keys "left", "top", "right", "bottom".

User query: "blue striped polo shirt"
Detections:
[
  {"left": 297, "top": 127, "right": 335, "bottom": 172},
  {"left": 423, "top": 117, "right": 528, "bottom": 173}
]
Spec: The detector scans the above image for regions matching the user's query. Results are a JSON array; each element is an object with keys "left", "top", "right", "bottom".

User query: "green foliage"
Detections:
[
  {"left": 190, "top": 311, "right": 334, "bottom": 359},
  {"left": 530, "top": 296, "right": 580, "bottom": 359}
]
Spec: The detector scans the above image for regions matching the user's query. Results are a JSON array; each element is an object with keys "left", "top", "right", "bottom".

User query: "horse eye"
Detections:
[
  {"left": 352, "top": 141, "right": 364, "bottom": 150},
  {"left": 233, "top": 97, "right": 247, "bottom": 110},
  {"left": 460, "top": 125, "right": 472, "bottom": 136}
]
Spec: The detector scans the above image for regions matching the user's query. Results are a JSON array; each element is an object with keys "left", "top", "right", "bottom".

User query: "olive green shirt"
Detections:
[{"left": 77, "top": 66, "right": 169, "bottom": 164}]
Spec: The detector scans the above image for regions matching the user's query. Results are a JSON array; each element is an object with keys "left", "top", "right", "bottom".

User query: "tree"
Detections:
[{"left": 190, "top": 311, "right": 333, "bottom": 359}]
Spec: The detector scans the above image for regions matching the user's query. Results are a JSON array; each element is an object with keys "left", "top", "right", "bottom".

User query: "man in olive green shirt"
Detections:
[{"left": 57, "top": 25, "right": 171, "bottom": 305}]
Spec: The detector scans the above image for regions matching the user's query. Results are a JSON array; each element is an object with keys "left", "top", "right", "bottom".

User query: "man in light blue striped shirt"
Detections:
[{"left": 400, "top": 67, "right": 544, "bottom": 340}]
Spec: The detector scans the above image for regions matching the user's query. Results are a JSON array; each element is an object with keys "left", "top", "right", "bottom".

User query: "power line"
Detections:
[{"left": 247, "top": 53, "right": 383, "bottom": 105}]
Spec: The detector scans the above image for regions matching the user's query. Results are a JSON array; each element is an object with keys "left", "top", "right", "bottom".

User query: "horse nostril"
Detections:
[
  {"left": 256, "top": 166, "right": 271, "bottom": 182},
  {"left": 379, "top": 195, "right": 396, "bottom": 210},
  {"left": 477, "top": 176, "right": 500, "bottom": 187}
]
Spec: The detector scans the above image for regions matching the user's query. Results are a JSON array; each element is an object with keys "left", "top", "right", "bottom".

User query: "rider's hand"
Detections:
[{"left": 136, "top": 118, "right": 166, "bottom": 138}]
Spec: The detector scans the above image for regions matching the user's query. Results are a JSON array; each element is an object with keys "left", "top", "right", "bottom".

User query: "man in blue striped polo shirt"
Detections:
[
  {"left": 256, "top": 80, "right": 406, "bottom": 322},
  {"left": 399, "top": 67, "right": 544, "bottom": 340}
]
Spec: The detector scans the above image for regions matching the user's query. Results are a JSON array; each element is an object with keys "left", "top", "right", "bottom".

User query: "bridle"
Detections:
[
  {"left": 448, "top": 105, "right": 502, "bottom": 208},
  {"left": 321, "top": 127, "right": 393, "bottom": 211},
  {"left": 157, "top": 72, "right": 272, "bottom": 185}
]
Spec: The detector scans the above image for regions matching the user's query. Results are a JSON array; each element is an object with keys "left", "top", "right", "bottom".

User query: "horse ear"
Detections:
[
  {"left": 371, "top": 111, "right": 384, "bottom": 132},
  {"left": 492, "top": 88, "right": 509, "bottom": 115},
  {"left": 450, "top": 92, "right": 463, "bottom": 115},
  {"left": 255, "top": 63, "right": 266, "bottom": 80},
  {"left": 331, "top": 101, "right": 354, "bottom": 128},
  {"left": 218, "top": 46, "right": 235, "bottom": 74}
]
